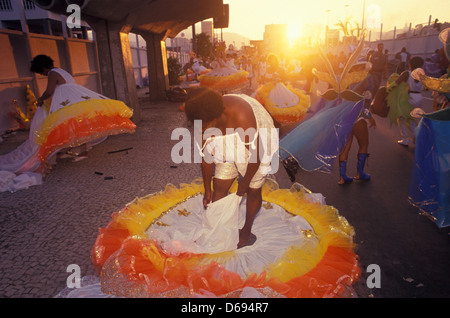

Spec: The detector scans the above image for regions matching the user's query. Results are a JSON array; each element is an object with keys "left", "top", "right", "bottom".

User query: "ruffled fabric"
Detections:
[
  {"left": 198, "top": 69, "right": 249, "bottom": 93},
  {"left": 91, "top": 179, "right": 360, "bottom": 298},
  {"left": 418, "top": 73, "right": 450, "bottom": 93},
  {"left": 255, "top": 82, "right": 311, "bottom": 124},
  {"left": 408, "top": 109, "right": 450, "bottom": 228},
  {"left": 0, "top": 107, "right": 48, "bottom": 173},
  {"left": 385, "top": 73, "right": 414, "bottom": 125},
  {"left": 279, "top": 99, "right": 365, "bottom": 172},
  {"left": 34, "top": 98, "right": 136, "bottom": 161}
]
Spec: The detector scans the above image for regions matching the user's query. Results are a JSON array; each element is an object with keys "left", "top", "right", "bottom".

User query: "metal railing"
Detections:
[
  {"left": 0, "top": 0, "right": 12, "bottom": 11},
  {"left": 0, "top": 0, "right": 36, "bottom": 11},
  {"left": 23, "top": 0, "right": 35, "bottom": 10}
]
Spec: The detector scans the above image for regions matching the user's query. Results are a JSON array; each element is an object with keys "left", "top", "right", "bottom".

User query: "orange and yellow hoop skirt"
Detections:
[{"left": 91, "top": 179, "right": 360, "bottom": 298}]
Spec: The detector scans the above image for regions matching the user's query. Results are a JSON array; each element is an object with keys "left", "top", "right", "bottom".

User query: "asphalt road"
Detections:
[{"left": 0, "top": 91, "right": 449, "bottom": 298}]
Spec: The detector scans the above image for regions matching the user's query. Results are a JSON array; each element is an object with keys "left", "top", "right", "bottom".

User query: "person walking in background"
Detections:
[
  {"left": 383, "top": 49, "right": 390, "bottom": 79},
  {"left": 396, "top": 47, "right": 410, "bottom": 74},
  {"left": 369, "top": 43, "right": 388, "bottom": 97}
]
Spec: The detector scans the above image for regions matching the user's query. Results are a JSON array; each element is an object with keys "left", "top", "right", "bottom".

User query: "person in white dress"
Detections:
[
  {"left": 31, "top": 55, "right": 92, "bottom": 160},
  {"left": 0, "top": 55, "right": 135, "bottom": 190},
  {"left": 29, "top": 55, "right": 135, "bottom": 163}
]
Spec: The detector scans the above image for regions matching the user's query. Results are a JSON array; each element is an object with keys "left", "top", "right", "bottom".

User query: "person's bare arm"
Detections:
[
  {"left": 396, "top": 70, "right": 409, "bottom": 84},
  {"left": 37, "top": 72, "right": 59, "bottom": 106},
  {"left": 201, "top": 158, "right": 214, "bottom": 208},
  {"left": 233, "top": 101, "right": 261, "bottom": 196}
]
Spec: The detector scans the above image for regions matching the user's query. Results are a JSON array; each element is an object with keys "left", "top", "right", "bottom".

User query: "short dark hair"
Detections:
[
  {"left": 30, "top": 55, "right": 54, "bottom": 73},
  {"left": 409, "top": 56, "right": 424, "bottom": 70},
  {"left": 184, "top": 87, "right": 224, "bottom": 123}
]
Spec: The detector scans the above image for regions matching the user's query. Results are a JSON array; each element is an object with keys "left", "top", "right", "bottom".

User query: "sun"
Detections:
[{"left": 287, "top": 23, "right": 302, "bottom": 45}]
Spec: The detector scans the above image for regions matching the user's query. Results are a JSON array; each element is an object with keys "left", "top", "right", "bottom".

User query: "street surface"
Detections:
[{"left": 0, "top": 90, "right": 449, "bottom": 298}]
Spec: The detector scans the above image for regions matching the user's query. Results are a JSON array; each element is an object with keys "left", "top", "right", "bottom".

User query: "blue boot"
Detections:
[
  {"left": 356, "top": 153, "right": 371, "bottom": 181},
  {"left": 339, "top": 161, "right": 353, "bottom": 184}
]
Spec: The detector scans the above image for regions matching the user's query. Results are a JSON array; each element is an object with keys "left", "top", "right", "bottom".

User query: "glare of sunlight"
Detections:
[{"left": 287, "top": 23, "right": 302, "bottom": 45}]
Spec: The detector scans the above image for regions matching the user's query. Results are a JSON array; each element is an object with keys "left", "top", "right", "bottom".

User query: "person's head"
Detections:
[
  {"left": 184, "top": 87, "right": 224, "bottom": 126},
  {"left": 266, "top": 53, "right": 279, "bottom": 68},
  {"left": 30, "top": 55, "right": 54, "bottom": 75},
  {"left": 377, "top": 43, "right": 384, "bottom": 52},
  {"left": 409, "top": 56, "right": 424, "bottom": 70}
]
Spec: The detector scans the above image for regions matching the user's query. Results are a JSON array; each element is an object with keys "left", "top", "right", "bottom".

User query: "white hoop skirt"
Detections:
[
  {"left": 1, "top": 80, "right": 136, "bottom": 173},
  {"left": 90, "top": 179, "right": 361, "bottom": 298},
  {"left": 198, "top": 66, "right": 249, "bottom": 94},
  {"left": 255, "top": 82, "right": 310, "bottom": 124}
]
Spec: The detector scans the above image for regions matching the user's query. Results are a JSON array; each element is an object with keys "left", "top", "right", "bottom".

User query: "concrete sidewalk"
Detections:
[{"left": 0, "top": 97, "right": 202, "bottom": 297}]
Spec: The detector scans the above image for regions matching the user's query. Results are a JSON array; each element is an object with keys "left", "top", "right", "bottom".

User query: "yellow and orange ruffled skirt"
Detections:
[
  {"left": 91, "top": 178, "right": 361, "bottom": 298},
  {"left": 198, "top": 70, "right": 249, "bottom": 94},
  {"left": 34, "top": 98, "right": 136, "bottom": 161}
]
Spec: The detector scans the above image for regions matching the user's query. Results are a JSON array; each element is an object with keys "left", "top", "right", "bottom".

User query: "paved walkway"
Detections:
[
  {"left": 0, "top": 97, "right": 201, "bottom": 297},
  {"left": 0, "top": 92, "right": 449, "bottom": 298}
]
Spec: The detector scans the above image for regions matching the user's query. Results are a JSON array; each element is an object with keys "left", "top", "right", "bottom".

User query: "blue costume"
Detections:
[
  {"left": 408, "top": 108, "right": 450, "bottom": 227},
  {"left": 408, "top": 28, "right": 450, "bottom": 227},
  {"left": 279, "top": 37, "right": 371, "bottom": 181}
]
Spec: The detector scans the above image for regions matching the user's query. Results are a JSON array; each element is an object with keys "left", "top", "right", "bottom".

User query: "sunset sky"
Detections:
[{"left": 221, "top": 0, "right": 450, "bottom": 41}]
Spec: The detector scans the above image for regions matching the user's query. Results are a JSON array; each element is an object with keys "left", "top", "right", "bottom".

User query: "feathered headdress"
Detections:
[
  {"left": 412, "top": 28, "right": 450, "bottom": 94},
  {"left": 312, "top": 32, "right": 371, "bottom": 101}
]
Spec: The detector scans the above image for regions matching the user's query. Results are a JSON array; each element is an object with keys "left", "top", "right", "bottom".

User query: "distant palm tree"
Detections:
[
  {"left": 335, "top": 17, "right": 352, "bottom": 37},
  {"left": 193, "top": 32, "right": 214, "bottom": 60},
  {"left": 351, "top": 22, "right": 363, "bottom": 39},
  {"left": 336, "top": 17, "right": 363, "bottom": 44}
]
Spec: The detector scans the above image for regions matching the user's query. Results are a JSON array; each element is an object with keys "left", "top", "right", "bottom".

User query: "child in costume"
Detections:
[{"left": 385, "top": 56, "right": 424, "bottom": 146}]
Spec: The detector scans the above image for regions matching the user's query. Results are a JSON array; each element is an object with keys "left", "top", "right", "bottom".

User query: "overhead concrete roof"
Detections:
[{"left": 33, "top": 0, "right": 225, "bottom": 38}]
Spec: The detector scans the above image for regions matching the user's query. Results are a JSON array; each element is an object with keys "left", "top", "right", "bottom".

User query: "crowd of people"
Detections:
[
  {"left": 179, "top": 35, "right": 449, "bottom": 189},
  {"left": 1, "top": 27, "right": 448, "bottom": 297}
]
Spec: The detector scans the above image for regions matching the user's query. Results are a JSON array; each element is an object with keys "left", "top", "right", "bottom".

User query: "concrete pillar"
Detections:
[
  {"left": 141, "top": 31, "right": 169, "bottom": 101},
  {"left": 86, "top": 18, "right": 141, "bottom": 123}
]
